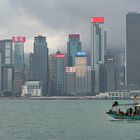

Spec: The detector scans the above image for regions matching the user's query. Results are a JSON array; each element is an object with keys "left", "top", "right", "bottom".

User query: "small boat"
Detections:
[{"left": 106, "top": 100, "right": 140, "bottom": 120}]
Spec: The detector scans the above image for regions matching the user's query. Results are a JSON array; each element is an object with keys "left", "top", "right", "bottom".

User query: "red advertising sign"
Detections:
[
  {"left": 56, "top": 54, "right": 65, "bottom": 58},
  {"left": 12, "top": 36, "right": 26, "bottom": 42},
  {"left": 91, "top": 17, "right": 104, "bottom": 23},
  {"left": 69, "top": 34, "right": 79, "bottom": 39}
]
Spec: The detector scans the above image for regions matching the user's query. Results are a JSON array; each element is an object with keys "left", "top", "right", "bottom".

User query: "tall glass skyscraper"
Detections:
[
  {"left": 125, "top": 12, "right": 140, "bottom": 88},
  {"left": 67, "top": 34, "right": 81, "bottom": 66},
  {"left": 0, "top": 39, "right": 13, "bottom": 93},
  {"left": 33, "top": 35, "right": 49, "bottom": 96},
  {"left": 90, "top": 17, "right": 105, "bottom": 94},
  {"left": 105, "top": 54, "right": 116, "bottom": 92},
  {"left": 13, "top": 37, "right": 25, "bottom": 71},
  {"left": 12, "top": 36, "right": 26, "bottom": 95},
  {"left": 56, "top": 51, "right": 65, "bottom": 95}
]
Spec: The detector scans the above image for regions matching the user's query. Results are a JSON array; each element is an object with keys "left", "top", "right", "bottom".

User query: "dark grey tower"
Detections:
[
  {"left": 126, "top": 12, "right": 140, "bottom": 88},
  {"left": 0, "top": 40, "right": 13, "bottom": 94},
  {"left": 33, "top": 35, "right": 49, "bottom": 96},
  {"left": 105, "top": 54, "right": 116, "bottom": 92},
  {"left": 67, "top": 34, "right": 81, "bottom": 66}
]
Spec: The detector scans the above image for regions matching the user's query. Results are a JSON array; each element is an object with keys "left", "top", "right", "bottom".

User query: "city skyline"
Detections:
[
  {"left": 0, "top": 1, "right": 140, "bottom": 139},
  {"left": 0, "top": 0, "right": 139, "bottom": 53}
]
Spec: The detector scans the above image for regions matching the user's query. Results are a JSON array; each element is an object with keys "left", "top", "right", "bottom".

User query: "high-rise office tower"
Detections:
[
  {"left": 99, "top": 64, "right": 107, "bottom": 92},
  {"left": 56, "top": 51, "right": 65, "bottom": 95},
  {"left": 12, "top": 36, "right": 26, "bottom": 95},
  {"left": 13, "top": 37, "right": 25, "bottom": 71},
  {"left": 104, "top": 31, "right": 107, "bottom": 55},
  {"left": 75, "top": 51, "right": 90, "bottom": 94},
  {"left": 116, "top": 52, "right": 125, "bottom": 89},
  {"left": 67, "top": 34, "right": 81, "bottom": 66},
  {"left": 105, "top": 54, "right": 116, "bottom": 92},
  {"left": 28, "top": 53, "right": 34, "bottom": 80},
  {"left": 90, "top": 17, "right": 105, "bottom": 94},
  {"left": 49, "top": 54, "right": 56, "bottom": 95},
  {"left": 66, "top": 67, "right": 76, "bottom": 95},
  {"left": 125, "top": 12, "right": 140, "bottom": 88},
  {"left": 33, "top": 35, "right": 49, "bottom": 96},
  {"left": 0, "top": 40, "right": 13, "bottom": 93},
  {"left": 87, "top": 66, "right": 94, "bottom": 95}
]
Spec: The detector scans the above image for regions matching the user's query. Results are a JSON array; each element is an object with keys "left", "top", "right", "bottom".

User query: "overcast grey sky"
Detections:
[{"left": 0, "top": 0, "right": 139, "bottom": 52}]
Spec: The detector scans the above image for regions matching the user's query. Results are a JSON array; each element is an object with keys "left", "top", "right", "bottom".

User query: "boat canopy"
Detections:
[
  {"left": 117, "top": 103, "right": 135, "bottom": 106},
  {"left": 134, "top": 104, "right": 140, "bottom": 107}
]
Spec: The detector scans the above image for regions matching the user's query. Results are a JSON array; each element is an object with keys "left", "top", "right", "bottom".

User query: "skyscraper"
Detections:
[
  {"left": 28, "top": 53, "right": 34, "bottom": 80},
  {"left": 13, "top": 36, "right": 25, "bottom": 71},
  {"left": 12, "top": 36, "right": 26, "bottom": 95},
  {"left": 56, "top": 51, "right": 66, "bottom": 95},
  {"left": 105, "top": 54, "right": 116, "bottom": 92},
  {"left": 67, "top": 34, "right": 81, "bottom": 66},
  {"left": 66, "top": 67, "right": 76, "bottom": 95},
  {"left": 33, "top": 35, "right": 49, "bottom": 96},
  {"left": 0, "top": 39, "right": 13, "bottom": 93},
  {"left": 116, "top": 52, "right": 125, "bottom": 89},
  {"left": 126, "top": 12, "right": 140, "bottom": 88},
  {"left": 90, "top": 17, "right": 105, "bottom": 94},
  {"left": 49, "top": 54, "right": 56, "bottom": 95},
  {"left": 75, "top": 51, "right": 90, "bottom": 94}
]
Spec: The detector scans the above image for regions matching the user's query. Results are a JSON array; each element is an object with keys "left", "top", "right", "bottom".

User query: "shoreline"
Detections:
[
  {"left": 0, "top": 96, "right": 96, "bottom": 100},
  {"left": 0, "top": 96, "right": 131, "bottom": 100}
]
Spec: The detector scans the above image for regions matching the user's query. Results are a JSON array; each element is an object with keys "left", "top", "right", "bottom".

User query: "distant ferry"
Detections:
[{"left": 106, "top": 100, "right": 140, "bottom": 120}]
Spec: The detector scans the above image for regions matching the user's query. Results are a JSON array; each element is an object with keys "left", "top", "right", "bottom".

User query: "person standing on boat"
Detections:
[
  {"left": 129, "top": 107, "right": 133, "bottom": 115},
  {"left": 111, "top": 101, "right": 118, "bottom": 110}
]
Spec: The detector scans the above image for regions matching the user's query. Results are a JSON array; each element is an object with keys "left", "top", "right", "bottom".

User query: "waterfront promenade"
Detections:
[{"left": 0, "top": 96, "right": 96, "bottom": 100}]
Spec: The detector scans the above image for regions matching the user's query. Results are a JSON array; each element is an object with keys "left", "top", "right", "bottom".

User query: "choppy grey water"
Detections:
[{"left": 0, "top": 100, "right": 140, "bottom": 140}]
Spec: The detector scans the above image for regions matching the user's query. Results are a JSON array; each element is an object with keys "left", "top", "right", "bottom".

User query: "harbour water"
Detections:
[{"left": 0, "top": 100, "right": 140, "bottom": 140}]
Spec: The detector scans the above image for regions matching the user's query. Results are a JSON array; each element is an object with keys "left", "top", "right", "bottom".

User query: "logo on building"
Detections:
[
  {"left": 76, "top": 51, "right": 86, "bottom": 56},
  {"left": 56, "top": 54, "right": 65, "bottom": 58},
  {"left": 69, "top": 34, "right": 79, "bottom": 39},
  {"left": 12, "top": 36, "right": 26, "bottom": 42},
  {"left": 66, "top": 67, "right": 76, "bottom": 72},
  {"left": 91, "top": 17, "right": 104, "bottom": 24}
]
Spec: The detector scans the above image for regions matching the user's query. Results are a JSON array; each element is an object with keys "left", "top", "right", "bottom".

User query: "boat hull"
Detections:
[{"left": 106, "top": 112, "right": 140, "bottom": 120}]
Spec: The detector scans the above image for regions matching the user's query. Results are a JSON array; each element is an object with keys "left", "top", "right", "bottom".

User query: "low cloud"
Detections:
[{"left": 0, "top": 0, "right": 139, "bottom": 52}]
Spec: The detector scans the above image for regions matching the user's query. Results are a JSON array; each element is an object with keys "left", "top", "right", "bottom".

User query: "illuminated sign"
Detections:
[
  {"left": 106, "top": 55, "right": 115, "bottom": 61},
  {"left": 56, "top": 54, "right": 65, "bottom": 58},
  {"left": 76, "top": 51, "right": 86, "bottom": 56},
  {"left": 69, "top": 34, "right": 79, "bottom": 39},
  {"left": 12, "top": 36, "right": 26, "bottom": 42},
  {"left": 91, "top": 17, "right": 104, "bottom": 23},
  {"left": 107, "top": 57, "right": 115, "bottom": 61},
  {"left": 66, "top": 67, "right": 76, "bottom": 72}
]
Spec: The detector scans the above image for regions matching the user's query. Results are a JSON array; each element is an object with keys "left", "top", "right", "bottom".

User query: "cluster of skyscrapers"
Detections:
[{"left": 0, "top": 13, "right": 140, "bottom": 97}]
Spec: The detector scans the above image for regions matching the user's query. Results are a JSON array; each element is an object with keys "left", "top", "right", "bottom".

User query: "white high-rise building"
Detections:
[{"left": 90, "top": 17, "right": 105, "bottom": 94}]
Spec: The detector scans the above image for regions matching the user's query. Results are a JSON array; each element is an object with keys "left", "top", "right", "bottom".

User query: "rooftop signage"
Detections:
[
  {"left": 56, "top": 54, "right": 65, "bottom": 58},
  {"left": 12, "top": 36, "right": 26, "bottom": 42},
  {"left": 66, "top": 67, "right": 76, "bottom": 72},
  {"left": 76, "top": 51, "right": 86, "bottom": 56},
  {"left": 91, "top": 17, "right": 104, "bottom": 24},
  {"left": 69, "top": 34, "right": 79, "bottom": 39}
]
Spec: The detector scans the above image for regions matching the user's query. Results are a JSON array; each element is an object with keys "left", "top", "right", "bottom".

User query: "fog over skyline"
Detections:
[{"left": 0, "top": 0, "right": 139, "bottom": 53}]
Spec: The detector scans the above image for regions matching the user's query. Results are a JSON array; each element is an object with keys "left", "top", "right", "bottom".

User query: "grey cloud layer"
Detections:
[{"left": 4, "top": 0, "right": 140, "bottom": 50}]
